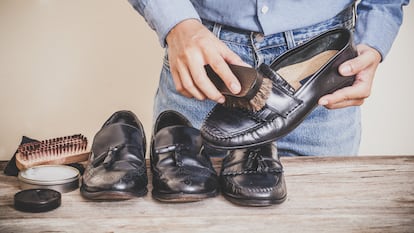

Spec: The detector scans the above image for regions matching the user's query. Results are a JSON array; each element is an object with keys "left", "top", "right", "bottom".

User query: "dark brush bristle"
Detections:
[{"left": 223, "top": 77, "right": 272, "bottom": 111}]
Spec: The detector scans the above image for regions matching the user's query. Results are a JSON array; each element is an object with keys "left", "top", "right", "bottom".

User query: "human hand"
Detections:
[
  {"left": 318, "top": 44, "right": 382, "bottom": 109},
  {"left": 165, "top": 19, "right": 249, "bottom": 103}
]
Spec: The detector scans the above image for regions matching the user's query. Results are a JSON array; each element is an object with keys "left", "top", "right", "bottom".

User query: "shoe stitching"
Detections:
[
  {"left": 222, "top": 177, "right": 277, "bottom": 194},
  {"left": 203, "top": 106, "right": 293, "bottom": 140},
  {"left": 222, "top": 169, "right": 283, "bottom": 176}
]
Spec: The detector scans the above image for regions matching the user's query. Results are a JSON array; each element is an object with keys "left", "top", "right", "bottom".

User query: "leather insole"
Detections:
[{"left": 277, "top": 50, "right": 338, "bottom": 90}]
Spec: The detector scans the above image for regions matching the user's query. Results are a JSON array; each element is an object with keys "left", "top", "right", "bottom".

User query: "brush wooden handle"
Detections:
[{"left": 205, "top": 64, "right": 264, "bottom": 100}]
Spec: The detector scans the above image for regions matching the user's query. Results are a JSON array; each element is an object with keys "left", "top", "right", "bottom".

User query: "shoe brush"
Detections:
[
  {"left": 205, "top": 64, "right": 272, "bottom": 111},
  {"left": 15, "top": 134, "right": 90, "bottom": 170}
]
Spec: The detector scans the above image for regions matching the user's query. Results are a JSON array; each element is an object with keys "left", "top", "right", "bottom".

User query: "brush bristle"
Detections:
[
  {"left": 248, "top": 77, "right": 272, "bottom": 111},
  {"left": 223, "top": 77, "right": 272, "bottom": 111},
  {"left": 16, "top": 134, "right": 90, "bottom": 170}
]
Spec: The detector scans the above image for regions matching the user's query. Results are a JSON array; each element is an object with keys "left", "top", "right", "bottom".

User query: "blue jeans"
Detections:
[{"left": 153, "top": 6, "right": 360, "bottom": 156}]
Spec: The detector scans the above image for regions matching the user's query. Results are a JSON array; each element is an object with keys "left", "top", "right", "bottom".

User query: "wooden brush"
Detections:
[
  {"left": 15, "top": 134, "right": 90, "bottom": 170},
  {"left": 205, "top": 64, "right": 272, "bottom": 111}
]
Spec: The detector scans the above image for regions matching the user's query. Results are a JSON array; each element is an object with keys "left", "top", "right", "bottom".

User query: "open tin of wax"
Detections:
[{"left": 18, "top": 165, "right": 80, "bottom": 193}]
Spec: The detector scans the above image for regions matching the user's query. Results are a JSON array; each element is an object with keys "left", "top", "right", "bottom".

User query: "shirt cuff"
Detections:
[
  {"left": 141, "top": 0, "right": 201, "bottom": 47},
  {"left": 354, "top": 9, "right": 403, "bottom": 61}
]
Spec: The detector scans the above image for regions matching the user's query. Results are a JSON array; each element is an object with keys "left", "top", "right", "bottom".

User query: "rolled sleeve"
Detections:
[
  {"left": 128, "top": 0, "right": 200, "bottom": 47},
  {"left": 355, "top": 0, "right": 409, "bottom": 60}
]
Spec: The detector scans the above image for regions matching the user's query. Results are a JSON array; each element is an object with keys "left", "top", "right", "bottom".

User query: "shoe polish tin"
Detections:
[
  {"left": 14, "top": 188, "right": 61, "bottom": 212},
  {"left": 18, "top": 165, "right": 80, "bottom": 193}
]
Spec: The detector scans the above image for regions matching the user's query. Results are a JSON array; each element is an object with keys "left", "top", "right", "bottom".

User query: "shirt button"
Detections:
[{"left": 261, "top": 5, "right": 269, "bottom": 14}]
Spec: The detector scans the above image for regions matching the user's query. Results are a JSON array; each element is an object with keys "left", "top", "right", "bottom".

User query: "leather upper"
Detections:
[
  {"left": 201, "top": 28, "right": 357, "bottom": 149},
  {"left": 151, "top": 110, "right": 218, "bottom": 198},
  {"left": 81, "top": 110, "right": 147, "bottom": 196},
  {"left": 220, "top": 143, "right": 286, "bottom": 202}
]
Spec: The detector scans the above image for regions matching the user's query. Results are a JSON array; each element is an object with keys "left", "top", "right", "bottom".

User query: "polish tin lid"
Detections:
[
  {"left": 14, "top": 188, "right": 61, "bottom": 212},
  {"left": 18, "top": 165, "right": 80, "bottom": 193}
]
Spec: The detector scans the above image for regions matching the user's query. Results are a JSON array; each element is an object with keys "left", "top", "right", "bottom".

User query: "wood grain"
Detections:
[{"left": 1, "top": 156, "right": 413, "bottom": 233}]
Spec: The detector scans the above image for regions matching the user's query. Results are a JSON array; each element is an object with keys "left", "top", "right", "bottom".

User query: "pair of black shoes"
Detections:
[
  {"left": 196, "top": 28, "right": 354, "bottom": 205},
  {"left": 80, "top": 110, "right": 286, "bottom": 206},
  {"left": 80, "top": 110, "right": 218, "bottom": 202}
]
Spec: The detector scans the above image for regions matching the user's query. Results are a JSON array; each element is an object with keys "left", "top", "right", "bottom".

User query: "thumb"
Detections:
[
  {"left": 338, "top": 56, "right": 364, "bottom": 77},
  {"left": 339, "top": 44, "right": 381, "bottom": 76}
]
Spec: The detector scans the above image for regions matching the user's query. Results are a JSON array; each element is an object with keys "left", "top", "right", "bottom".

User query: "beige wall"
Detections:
[{"left": 0, "top": 0, "right": 413, "bottom": 160}]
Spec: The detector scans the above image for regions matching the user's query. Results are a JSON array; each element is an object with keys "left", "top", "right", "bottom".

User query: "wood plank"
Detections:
[{"left": 1, "top": 156, "right": 413, "bottom": 233}]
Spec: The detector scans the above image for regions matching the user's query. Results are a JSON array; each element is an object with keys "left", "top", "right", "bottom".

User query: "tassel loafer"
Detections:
[
  {"left": 81, "top": 110, "right": 148, "bottom": 200},
  {"left": 201, "top": 28, "right": 357, "bottom": 149},
  {"left": 151, "top": 110, "right": 219, "bottom": 202},
  {"left": 220, "top": 143, "right": 287, "bottom": 206}
]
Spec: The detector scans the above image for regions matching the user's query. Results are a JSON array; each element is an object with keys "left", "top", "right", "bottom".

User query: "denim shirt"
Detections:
[{"left": 128, "top": 0, "right": 409, "bottom": 59}]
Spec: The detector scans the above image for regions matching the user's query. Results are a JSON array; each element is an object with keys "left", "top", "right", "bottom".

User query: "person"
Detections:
[{"left": 128, "top": 1, "right": 409, "bottom": 157}]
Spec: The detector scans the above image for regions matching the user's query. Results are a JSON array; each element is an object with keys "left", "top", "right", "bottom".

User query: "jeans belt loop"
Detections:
[
  {"left": 283, "top": 30, "right": 296, "bottom": 50},
  {"left": 212, "top": 22, "right": 222, "bottom": 38},
  {"left": 352, "top": 2, "right": 356, "bottom": 28}
]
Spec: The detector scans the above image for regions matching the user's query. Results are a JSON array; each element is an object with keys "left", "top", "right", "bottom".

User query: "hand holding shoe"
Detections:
[
  {"left": 319, "top": 44, "right": 382, "bottom": 109},
  {"left": 201, "top": 28, "right": 358, "bottom": 149}
]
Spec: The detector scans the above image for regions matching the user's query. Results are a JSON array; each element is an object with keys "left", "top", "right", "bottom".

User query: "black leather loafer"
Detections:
[
  {"left": 220, "top": 143, "right": 286, "bottom": 206},
  {"left": 81, "top": 110, "right": 148, "bottom": 200},
  {"left": 151, "top": 110, "right": 219, "bottom": 202},
  {"left": 201, "top": 28, "right": 357, "bottom": 149}
]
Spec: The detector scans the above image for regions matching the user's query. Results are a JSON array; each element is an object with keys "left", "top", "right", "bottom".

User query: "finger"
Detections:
[
  {"left": 324, "top": 98, "right": 365, "bottom": 109},
  {"left": 339, "top": 55, "right": 369, "bottom": 77},
  {"left": 175, "top": 61, "right": 206, "bottom": 100},
  {"left": 216, "top": 43, "right": 254, "bottom": 94},
  {"left": 339, "top": 45, "right": 381, "bottom": 77},
  {"left": 170, "top": 64, "right": 193, "bottom": 98},
  {"left": 205, "top": 41, "right": 244, "bottom": 95},
  {"left": 208, "top": 59, "right": 241, "bottom": 95},
  {"left": 186, "top": 56, "right": 226, "bottom": 103},
  {"left": 318, "top": 87, "right": 353, "bottom": 106},
  {"left": 318, "top": 83, "right": 369, "bottom": 106},
  {"left": 203, "top": 40, "right": 244, "bottom": 95}
]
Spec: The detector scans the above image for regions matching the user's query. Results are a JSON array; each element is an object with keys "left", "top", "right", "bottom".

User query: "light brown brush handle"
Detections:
[{"left": 16, "top": 151, "right": 90, "bottom": 170}]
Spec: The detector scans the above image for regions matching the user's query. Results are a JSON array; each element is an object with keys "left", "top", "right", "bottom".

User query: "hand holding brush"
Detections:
[{"left": 205, "top": 64, "right": 272, "bottom": 111}]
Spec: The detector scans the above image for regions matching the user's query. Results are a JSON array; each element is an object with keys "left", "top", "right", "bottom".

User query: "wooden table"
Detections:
[{"left": 1, "top": 156, "right": 413, "bottom": 233}]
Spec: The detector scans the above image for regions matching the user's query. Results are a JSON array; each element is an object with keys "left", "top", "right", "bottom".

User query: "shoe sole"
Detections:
[
  {"left": 152, "top": 189, "right": 219, "bottom": 203},
  {"left": 80, "top": 186, "right": 148, "bottom": 200},
  {"left": 222, "top": 193, "right": 287, "bottom": 207}
]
